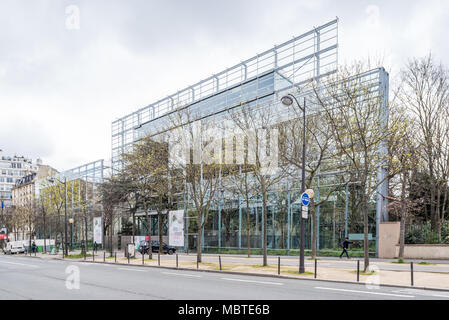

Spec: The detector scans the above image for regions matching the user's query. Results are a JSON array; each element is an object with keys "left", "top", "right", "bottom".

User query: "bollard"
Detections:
[
  {"left": 142, "top": 251, "right": 144, "bottom": 265},
  {"left": 176, "top": 254, "right": 179, "bottom": 269},
  {"left": 314, "top": 259, "right": 317, "bottom": 279},
  {"left": 357, "top": 260, "right": 360, "bottom": 282},
  {"left": 104, "top": 252, "right": 105, "bottom": 262},
  {"left": 278, "top": 257, "right": 280, "bottom": 275},
  {"left": 411, "top": 262, "right": 414, "bottom": 286},
  {"left": 93, "top": 252, "right": 95, "bottom": 262},
  {"left": 219, "top": 255, "right": 222, "bottom": 271},
  {"left": 84, "top": 251, "right": 86, "bottom": 261},
  {"left": 128, "top": 252, "right": 130, "bottom": 264},
  {"left": 197, "top": 256, "right": 199, "bottom": 269},
  {"left": 115, "top": 252, "right": 117, "bottom": 263},
  {"left": 35, "top": 250, "right": 36, "bottom": 257},
  {"left": 158, "top": 253, "right": 160, "bottom": 266}
]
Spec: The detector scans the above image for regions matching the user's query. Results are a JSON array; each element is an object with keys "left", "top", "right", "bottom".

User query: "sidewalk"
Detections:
[{"left": 21, "top": 249, "right": 449, "bottom": 291}]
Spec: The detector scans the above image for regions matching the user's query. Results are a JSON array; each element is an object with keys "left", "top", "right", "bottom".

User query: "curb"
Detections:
[{"left": 21, "top": 254, "right": 449, "bottom": 293}]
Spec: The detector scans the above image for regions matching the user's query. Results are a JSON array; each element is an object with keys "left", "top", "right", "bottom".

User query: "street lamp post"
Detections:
[{"left": 281, "top": 94, "right": 306, "bottom": 273}]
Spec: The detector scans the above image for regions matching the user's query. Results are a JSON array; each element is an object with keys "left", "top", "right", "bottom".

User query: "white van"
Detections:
[{"left": 4, "top": 241, "right": 25, "bottom": 254}]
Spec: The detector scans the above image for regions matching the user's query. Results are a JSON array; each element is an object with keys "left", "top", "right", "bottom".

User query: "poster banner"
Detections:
[
  {"left": 169, "top": 210, "right": 184, "bottom": 247},
  {"left": 93, "top": 217, "right": 103, "bottom": 244}
]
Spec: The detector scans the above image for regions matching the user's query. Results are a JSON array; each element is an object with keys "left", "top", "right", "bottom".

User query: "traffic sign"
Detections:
[{"left": 301, "top": 193, "right": 310, "bottom": 206}]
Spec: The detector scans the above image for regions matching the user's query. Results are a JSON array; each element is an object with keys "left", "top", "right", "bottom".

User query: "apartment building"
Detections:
[{"left": 0, "top": 149, "right": 39, "bottom": 208}]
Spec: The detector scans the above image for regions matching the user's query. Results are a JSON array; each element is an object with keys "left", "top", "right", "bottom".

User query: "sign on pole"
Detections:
[
  {"left": 302, "top": 206, "right": 309, "bottom": 219},
  {"left": 93, "top": 217, "right": 103, "bottom": 244},
  {"left": 301, "top": 193, "right": 310, "bottom": 206},
  {"left": 169, "top": 210, "right": 184, "bottom": 247}
]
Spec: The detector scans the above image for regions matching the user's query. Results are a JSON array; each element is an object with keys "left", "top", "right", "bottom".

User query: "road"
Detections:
[{"left": 0, "top": 254, "right": 448, "bottom": 300}]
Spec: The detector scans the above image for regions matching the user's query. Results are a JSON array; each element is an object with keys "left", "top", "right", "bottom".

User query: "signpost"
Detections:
[{"left": 301, "top": 192, "right": 310, "bottom": 219}]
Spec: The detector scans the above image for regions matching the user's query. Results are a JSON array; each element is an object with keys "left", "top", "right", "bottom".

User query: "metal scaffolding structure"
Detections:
[
  {"left": 110, "top": 18, "right": 389, "bottom": 254},
  {"left": 112, "top": 18, "right": 339, "bottom": 171}
]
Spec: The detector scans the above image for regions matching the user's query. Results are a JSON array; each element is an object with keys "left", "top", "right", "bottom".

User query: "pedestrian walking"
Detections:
[
  {"left": 93, "top": 241, "right": 98, "bottom": 253},
  {"left": 339, "top": 237, "right": 352, "bottom": 259},
  {"left": 32, "top": 241, "right": 37, "bottom": 253}
]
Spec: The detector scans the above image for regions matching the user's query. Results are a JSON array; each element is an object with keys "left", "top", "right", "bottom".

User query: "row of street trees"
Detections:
[
  {"left": 102, "top": 54, "right": 449, "bottom": 272},
  {"left": 3, "top": 177, "right": 103, "bottom": 254}
]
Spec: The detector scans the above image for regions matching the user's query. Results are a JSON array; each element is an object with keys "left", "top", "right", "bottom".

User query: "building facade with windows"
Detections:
[
  {"left": 0, "top": 149, "right": 39, "bottom": 208},
  {"left": 12, "top": 161, "right": 58, "bottom": 208}
]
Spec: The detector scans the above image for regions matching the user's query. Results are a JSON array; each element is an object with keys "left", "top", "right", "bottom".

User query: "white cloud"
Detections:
[{"left": 0, "top": 0, "right": 448, "bottom": 171}]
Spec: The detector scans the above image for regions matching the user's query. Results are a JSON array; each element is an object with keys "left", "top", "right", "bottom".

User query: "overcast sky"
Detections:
[{"left": 1, "top": 0, "right": 448, "bottom": 171}]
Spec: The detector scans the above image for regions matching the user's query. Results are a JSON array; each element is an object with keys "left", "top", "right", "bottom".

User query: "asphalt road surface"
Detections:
[{"left": 0, "top": 254, "right": 448, "bottom": 300}]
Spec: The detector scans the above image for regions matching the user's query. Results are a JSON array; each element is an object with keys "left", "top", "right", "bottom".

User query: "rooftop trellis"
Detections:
[{"left": 112, "top": 19, "right": 339, "bottom": 170}]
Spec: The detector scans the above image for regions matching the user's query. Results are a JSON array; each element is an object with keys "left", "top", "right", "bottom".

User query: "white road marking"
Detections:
[
  {"left": 0, "top": 261, "right": 39, "bottom": 268},
  {"left": 162, "top": 272, "right": 201, "bottom": 278},
  {"left": 315, "top": 287, "right": 414, "bottom": 298},
  {"left": 117, "top": 267, "right": 147, "bottom": 272},
  {"left": 392, "top": 289, "right": 449, "bottom": 298},
  {"left": 221, "top": 278, "right": 284, "bottom": 285}
]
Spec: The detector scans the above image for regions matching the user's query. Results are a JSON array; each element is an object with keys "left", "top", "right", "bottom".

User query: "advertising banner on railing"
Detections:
[
  {"left": 93, "top": 217, "right": 103, "bottom": 244},
  {"left": 169, "top": 210, "right": 184, "bottom": 247}
]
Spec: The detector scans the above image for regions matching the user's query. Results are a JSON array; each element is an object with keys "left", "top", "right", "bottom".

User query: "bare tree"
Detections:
[
  {"left": 399, "top": 54, "right": 449, "bottom": 236},
  {"left": 313, "top": 63, "right": 391, "bottom": 271},
  {"left": 387, "top": 103, "right": 423, "bottom": 258},
  {"left": 225, "top": 99, "right": 288, "bottom": 266},
  {"left": 280, "top": 98, "right": 343, "bottom": 258}
]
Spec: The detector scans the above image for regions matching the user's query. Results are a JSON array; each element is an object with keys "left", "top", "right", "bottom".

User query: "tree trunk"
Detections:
[
  {"left": 363, "top": 191, "right": 370, "bottom": 272},
  {"left": 159, "top": 213, "right": 164, "bottom": 256},
  {"left": 84, "top": 212, "right": 88, "bottom": 253},
  {"left": 109, "top": 221, "right": 113, "bottom": 256},
  {"left": 197, "top": 210, "right": 203, "bottom": 263},
  {"left": 262, "top": 183, "right": 268, "bottom": 267},
  {"left": 311, "top": 202, "right": 317, "bottom": 259},
  {"left": 246, "top": 198, "right": 251, "bottom": 258},
  {"left": 436, "top": 185, "right": 441, "bottom": 241},
  {"left": 398, "top": 170, "right": 407, "bottom": 259},
  {"left": 132, "top": 211, "right": 135, "bottom": 244},
  {"left": 43, "top": 211, "right": 46, "bottom": 253},
  {"left": 145, "top": 211, "right": 152, "bottom": 259}
]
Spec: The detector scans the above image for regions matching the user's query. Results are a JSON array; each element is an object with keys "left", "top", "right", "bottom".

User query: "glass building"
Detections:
[{"left": 111, "top": 19, "right": 389, "bottom": 255}]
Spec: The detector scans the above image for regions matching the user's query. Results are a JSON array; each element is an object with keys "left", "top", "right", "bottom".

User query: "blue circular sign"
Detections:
[{"left": 301, "top": 193, "right": 310, "bottom": 206}]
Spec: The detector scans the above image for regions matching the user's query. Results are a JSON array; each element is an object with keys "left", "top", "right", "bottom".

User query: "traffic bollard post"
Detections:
[
  {"left": 104, "top": 252, "right": 105, "bottom": 262},
  {"left": 142, "top": 251, "right": 144, "bottom": 265},
  {"left": 176, "top": 254, "right": 179, "bottom": 268},
  {"left": 128, "top": 252, "right": 130, "bottom": 264},
  {"left": 219, "top": 255, "right": 222, "bottom": 271},
  {"left": 197, "top": 256, "right": 199, "bottom": 269},
  {"left": 158, "top": 253, "right": 160, "bottom": 266},
  {"left": 357, "top": 260, "right": 360, "bottom": 282},
  {"left": 115, "top": 252, "right": 117, "bottom": 263},
  {"left": 411, "top": 262, "right": 414, "bottom": 286},
  {"left": 277, "top": 256, "right": 281, "bottom": 275},
  {"left": 314, "top": 259, "right": 317, "bottom": 279}
]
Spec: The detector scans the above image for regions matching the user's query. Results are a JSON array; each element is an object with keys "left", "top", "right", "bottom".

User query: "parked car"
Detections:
[
  {"left": 138, "top": 240, "right": 176, "bottom": 255},
  {"left": 4, "top": 241, "right": 25, "bottom": 254}
]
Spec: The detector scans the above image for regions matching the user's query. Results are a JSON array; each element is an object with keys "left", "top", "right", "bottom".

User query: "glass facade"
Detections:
[{"left": 111, "top": 19, "right": 389, "bottom": 254}]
